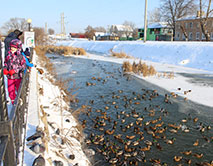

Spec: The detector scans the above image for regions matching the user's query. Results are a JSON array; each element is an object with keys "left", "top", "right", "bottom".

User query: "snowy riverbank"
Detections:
[
  {"left": 23, "top": 54, "right": 90, "bottom": 166},
  {"left": 57, "top": 40, "right": 213, "bottom": 72}
]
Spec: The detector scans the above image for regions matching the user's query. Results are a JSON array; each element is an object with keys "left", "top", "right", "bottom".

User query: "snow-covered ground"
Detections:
[{"left": 56, "top": 40, "right": 213, "bottom": 108}]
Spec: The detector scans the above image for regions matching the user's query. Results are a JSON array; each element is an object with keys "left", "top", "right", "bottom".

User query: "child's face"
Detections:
[{"left": 11, "top": 46, "right": 18, "bottom": 53}]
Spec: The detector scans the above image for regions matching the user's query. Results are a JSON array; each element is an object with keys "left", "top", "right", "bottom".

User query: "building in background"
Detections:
[
  {"left": 109, "top": 25, "right": 134, "bottom": 40},
  {"left": 175, "top": 13, "right": 213, "bottom": 41},
  {"left": 70, "top": 33, "right": 86, "bottom": 38},
  {"left": 138, "top": 22, "right": 173, "bottom": 41},
  {"left": 94, "top": 32, "right": 119, "bottom": 41}
]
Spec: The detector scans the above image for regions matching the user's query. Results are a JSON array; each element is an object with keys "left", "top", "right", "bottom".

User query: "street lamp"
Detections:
[{"left": 27, "top": 18, "right": 32, "bottom": 31}]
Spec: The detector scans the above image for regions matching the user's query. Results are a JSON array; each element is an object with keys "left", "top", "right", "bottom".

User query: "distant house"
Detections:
[
  {"left": 175, "top": 14, "right": 213, "bottom": 41},
  {"left": 109, "top": 25, "right": 134, "bottom": 40},
  {"left": 138, "top": 22, "right": 173, "bottom": 41},
  {"left": 70, "top": 33, "right": 86, "bottom": 38},
  {"left": 94, "top": 32, "right": 119, "bottom": 41}
]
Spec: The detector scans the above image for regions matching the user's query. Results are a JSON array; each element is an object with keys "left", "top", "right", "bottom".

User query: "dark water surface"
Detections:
[{"left": 47, "top": 54, "right": 213, "bottom": 166}]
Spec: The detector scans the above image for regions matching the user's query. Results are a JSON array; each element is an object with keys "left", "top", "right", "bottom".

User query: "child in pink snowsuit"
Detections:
[{"left": 3, "top": 39, "right": 26, "bottom": 104}]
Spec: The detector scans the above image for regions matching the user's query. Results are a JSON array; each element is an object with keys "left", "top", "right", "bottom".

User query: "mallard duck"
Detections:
[
  {"left": 165, "top": 138, "right": 176, "bottom": 144},
  {"left": 124, "top": 153, "right": 131, "bottom": 158},
  {"left": 155, "top": 122, "right": 164, "bottom": 128},
  {"left": 105, "top": 129, "right": 115, "bottom": 135},
  {"left": 116, "top": 150, "right": 123, "bottom": 156},
  {"left": 132, "top": 141, "right": 139, "bottom": 146},
  {"left": 173, "top": 156, "right": 182, "bottom": 162},
  {"left": 193, "top": 153, "right": 203, "bottom": 158},
  {"left": 181, "top": 119, "right": 187, "bottom": 123},
  {"left": 140, "top": 145, "right": 151, "bottom": 151},
  {"left": 109, "top": 158, "right": 118, "bottom": 164},
  {"left": 124, "top": 145, "right": 132, "bottom": 152},
  {"left": 156, "top": 143, "right": 163, "bottom": 150},
  {"left": 193, "top": 117, "right": 199, "bottom": 122},
  {"left": 126, "top": 135, "right": 135, "bottom": 140},
  {"left": 144, "top": 140, "right": 152, "bottom": 146},
  {"left": 181, "top": 150, "right": 192, "bottom": 155},
  {"left": 185, "top": 159, "right": 192, "bottom": 165},
  {"left": 170, "top": 129, "right": 178, "bottom": 133},
  {"left": 193, "top": 139, "right": 199, "bottom": 146}
]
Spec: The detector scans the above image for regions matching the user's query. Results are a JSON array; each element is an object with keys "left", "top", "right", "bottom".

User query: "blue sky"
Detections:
[{"left": 0, "top": 0, "right": 161, "bottom": 33}]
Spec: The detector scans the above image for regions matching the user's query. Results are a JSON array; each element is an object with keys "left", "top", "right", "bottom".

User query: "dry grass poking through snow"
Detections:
[
  {"left": 110, "top": 49, "right": 132, "bottom": 58},
  {"left": 35, "top": 46, "right": 79, "bottom": 105},
  {"left": 122, "top": 60, "right": 157, "bottom": 77},
  {"left": 36, "top": 45, "right": 86, "bottom": 56}
]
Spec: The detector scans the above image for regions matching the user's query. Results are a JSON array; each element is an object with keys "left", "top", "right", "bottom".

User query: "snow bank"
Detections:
[
  {"left": 57, "top": 40, "right": 213, "bottom": 72},
  {"left": 24, "top": 54, "right": 90, "bottom": 166}
]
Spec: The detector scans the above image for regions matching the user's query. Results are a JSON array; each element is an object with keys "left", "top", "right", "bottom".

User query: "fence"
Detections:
[{"left": 0, "top": 41, "right": 32, "bottom": 166}]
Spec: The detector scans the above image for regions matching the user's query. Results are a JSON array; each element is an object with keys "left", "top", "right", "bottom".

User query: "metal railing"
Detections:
[{"left": 0, "top": 41, "right": 32, "bottom": 166}]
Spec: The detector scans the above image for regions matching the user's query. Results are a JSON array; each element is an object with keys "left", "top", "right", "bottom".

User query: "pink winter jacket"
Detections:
[{"left": 4, "top": 51, "right": 26, "bottom": 79}]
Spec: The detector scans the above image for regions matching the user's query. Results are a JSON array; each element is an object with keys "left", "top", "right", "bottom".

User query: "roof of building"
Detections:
[
  {"left": 148, "top": 22, "right": 171, "bottom": 29},
  {"left": 140, "top": 22, "right": 172, "bottom": 29},
  {"left": 111, "top": 25, "right": 133, "bottom": 32}
]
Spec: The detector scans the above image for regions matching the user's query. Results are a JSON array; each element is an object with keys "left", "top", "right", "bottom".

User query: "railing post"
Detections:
[{"left": 0, "top": 40, "right": 8, "bottom": 121}]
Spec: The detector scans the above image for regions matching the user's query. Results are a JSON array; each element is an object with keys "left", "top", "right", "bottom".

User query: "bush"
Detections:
[
  {"left": 122, "top": 60, "right": 157, "bottom": 77},
  {"left": 122, "top": 61, "right": 132, "bottom": 72},
  {"left": 44, "top": 45, "right": 86, "bottom": 56},
  {"left": 110, "top": 49, "right": 131, "bottom": 58}
]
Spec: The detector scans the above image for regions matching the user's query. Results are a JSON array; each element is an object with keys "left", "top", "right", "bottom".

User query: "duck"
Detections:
[
  {"left": 173, "top": 156, "right": 182, "bottom": 162},
  {"left": 193, "top": 139, "right": 199, "bottom": 146},
  {"left": 193, "top": 117, "right": 199, "bottom": 122},
  {"left": 181, "top": 150, "right": 192, "bottom": 155},
  {"left": 156, "top": 143, "right": 163, "bottom": 150},
  {"left": 140, "top": 145, "right": 151, "bottom": 151},
  {"left": 185, "top": 159, "right": 192, "bottom": 165},
  {"left": 126, "top": 135, "right": 135, "bottom": 140},
  {"left": 144, "top": 140, "right": 153, "bottom": 146},
  {"left": 165, "top": 138, "right": 176, "bottom": 144},
  {"left": 116, "top": 150, "right": 123, "bottom": 156},
  {"left": 169, "top": 129, "right": 178, "bottom": 133},
  {"left": 105, "top": 129, "right": 115, "bottom": 135},
  {"left": 109, "top": 158, "right": 118, "bottom": 164},
  {"left": 193, "top": 153, "right": 203, "bottom": 158},
  {"left": 181, "top": 119, "right": 187, "bottom": 123}
]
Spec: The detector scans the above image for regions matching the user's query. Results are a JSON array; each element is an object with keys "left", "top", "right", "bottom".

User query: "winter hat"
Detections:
[
  {"left": 10, "top": 39, "right": 22, "bottom": 49},
  {"left": 14, "top": 29, "right": 23, "bottom": 37}
]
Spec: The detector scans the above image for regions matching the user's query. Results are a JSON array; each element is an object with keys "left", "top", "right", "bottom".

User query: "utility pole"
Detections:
[
  {"left": 144, "top": 0, "right": 148, "bottom": 42},
  {"left": 61, "top": 12, "right": 66, "bottom": 36},
  {"left": 45, "top": 22, "right": 48, "bottom": 34}
]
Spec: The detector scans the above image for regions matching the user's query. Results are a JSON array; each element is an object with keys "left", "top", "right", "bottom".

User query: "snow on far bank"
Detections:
[{"left": 56, "top": 40, "right": 213, "bottom": 72}]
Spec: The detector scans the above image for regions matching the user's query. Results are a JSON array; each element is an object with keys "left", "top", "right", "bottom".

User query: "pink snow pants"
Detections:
[{"left": 8, "top": 79, "right": 22, "bottom": 104}]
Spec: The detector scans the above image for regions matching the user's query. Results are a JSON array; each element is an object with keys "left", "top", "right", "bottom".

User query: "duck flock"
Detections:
[{"left": 69, "top": 60, "right": 213, "bottom": 166}]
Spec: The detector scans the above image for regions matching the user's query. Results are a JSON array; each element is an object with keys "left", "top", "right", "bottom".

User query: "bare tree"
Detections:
[
  {"left": 84, "top": 25, "right": 95, "bottom": 39},
  {"left": 199, "top": 0, "right": 213, "bottom": 41},
  {"left": 1, "top": 18, "right": 28, "bottom": 33},
  {"left": 160, "top": 0, "right": 197, "bottom": 39},
  {"left": 33, "top": 27, "right": 48, "bottom": 46},
  {"left": 122, "top": 21, "right": 135, "bottom": 39},
  {"left": 133, "top": 29, "right": 139, "bottom": 39},
  {"left": 148, "top": 8, "right": 164, "bottom": 23},
  {"left": 180, "top": 25, "right": 188, "bottom": 41},
  {"left": 94, "top": 26, "right": 106, "bottom": 32},
  {"left": 48, "top": 28, "right": 55, "bottom": 35}
]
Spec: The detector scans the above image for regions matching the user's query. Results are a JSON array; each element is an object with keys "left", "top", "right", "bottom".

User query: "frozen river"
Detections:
[{"left": 48, "top": 53, "right": 213, "bottom": 166}]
